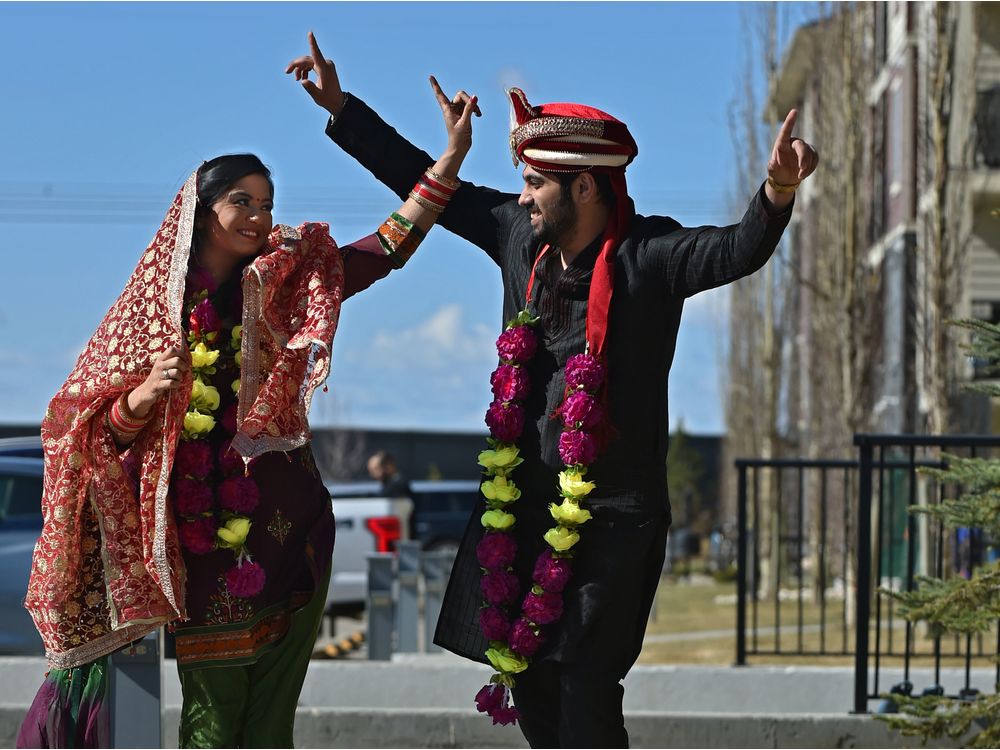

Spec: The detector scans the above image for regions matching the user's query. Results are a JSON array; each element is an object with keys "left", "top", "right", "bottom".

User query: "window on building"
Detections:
[{"left": 970, "top": 300, "right": 1000, "bottom": 381}]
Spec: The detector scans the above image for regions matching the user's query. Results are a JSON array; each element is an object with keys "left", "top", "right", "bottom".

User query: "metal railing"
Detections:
[
  {"left": 853, "top": 434, "right": 1000, "bottom": 713},
  {"left": 735, "top": 457, "right": 860, "bottom": 665},
  {"left": 735, "top": 434, "right": 1000, "bottom": 714}
]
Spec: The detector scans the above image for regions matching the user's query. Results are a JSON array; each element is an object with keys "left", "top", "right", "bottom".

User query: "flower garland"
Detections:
[
  {"left": 473, "top": 308, "right": 607, "bottom": 726},
  {"left": 170, "top": 269, "right": 265, "bottom": 599}
]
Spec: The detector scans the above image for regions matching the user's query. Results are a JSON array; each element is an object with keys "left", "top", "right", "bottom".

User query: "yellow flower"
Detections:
[
  {"left": 485, "top": 646, "right": 529, "bottom": 674},
  {"left": 190, "top": 378, "right": 220, "bottom": 411},
  {"left": 481, "top": 476, "right": 521, "bottom": 504},
  {"left": 231, "top": 325, "right": 243, "bottom": 344},
  {"left": 481, "top": 509, "right": 515, "bottom": 530},
  {"left": 478, "top": 445, "right": 522, "bottom": 473},
  {"left": 217, "top": 517, "right": 251, "bottom": 549},
  {"left": 183, "top": 410, "right": 215, "bottom": 435},
  {"left": 549, "top": 499, "right": 592, "bottom": 526},
  {"left": 235, "top": 350, "right": 242, "bottom": 368},
  {"left": 558, "top": 469, "right": 595, "bottom": 499},
  {"left": 231, "top": 378, "right": 241, "bottom": 395},
  {"left": 544, "top": 526, "right": 580, "bottom": 552},
  {"left": 191, "top": 342, "right": 220, "bottom": 369}
]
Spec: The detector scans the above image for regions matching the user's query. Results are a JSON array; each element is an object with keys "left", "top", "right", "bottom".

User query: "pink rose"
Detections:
[
  {"left": 558, "top": 430, "right": 598, "bottom": 466},
  {"left": 485, "top": 400, "right": 525, "bottom": 442},
  {"left": 178, "top": 517, "right": 217, "bottom": 555},
  {"left": 218, "top": 439, "right": 245, "bottom": 477},
  {"left": 509, "top": 617, "right": 545, "bottom": 657},
  {"left": 476, "top": 532, "right": 517, "bottom": 570},
  {"left": 174, "top": 440, "right": 213, "bottom": 479},
  {"left": 496, "top": 326, "right": 538, "bottom": 364},
  {"left": 225, "top": 560, "right": 266, "bottom": 598},
  {"left": 532, "top": 549, "right": 573, "bottom": 593},
  {"left": 172, "top": 478, "right": 214, "bottom": 516},
  {"left": 480, "top": 569, "right": 520, "bottom": 606},
  {"left": 189, "top": 299, "right": 221, "bottom": 339},
  {"left": 522, "top": 590, "right": 564, "bottom": 625},
  {"left": 490, "top": 364, "right": 530, "bottom": 402},
  {"left": 564, "top": 353, "right": 605, "bottom": 391},
  {"left": 479, "top": 606, "right": 512, "bottom": 641},
  {"left": 474, "top": 684, "right": 520, "bottom": 727},
  {"left": 560, "top": 391, "right": 604, "bottom": 430},
  {"left": 218, "top": 476, "right": 260, "bottom": 514}
]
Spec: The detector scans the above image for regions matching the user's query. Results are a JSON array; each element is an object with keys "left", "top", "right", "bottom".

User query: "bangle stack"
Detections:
[
  {"left": 108, "top": 392, "right": 151, "bottom": 445},
  {"left": 408, "top": 168, "right": 460, "bottom": 214},
  {"left": 377, "top": 212, "right": 427, "bottom": 268}
]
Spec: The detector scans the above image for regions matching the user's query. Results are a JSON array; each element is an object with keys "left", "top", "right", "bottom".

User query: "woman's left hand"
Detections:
[{"left": 429, "top": 76, "right": 479, "bottom": 158}]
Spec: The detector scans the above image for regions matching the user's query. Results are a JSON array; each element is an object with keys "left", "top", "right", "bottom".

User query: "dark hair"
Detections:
[
  {"left": 197, "top": 153, "right": 273, "bottom": 211},
  {"left": 556, "top": 170, "right": 616, "bottom": 207}
]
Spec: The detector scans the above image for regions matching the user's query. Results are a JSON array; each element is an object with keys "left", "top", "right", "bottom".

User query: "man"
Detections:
[
  {"left": 287, "top": 33, "right": 818, "bottom": 748},
  {"left": 367, "top": 450, "right": 411, "bottom": 498}
]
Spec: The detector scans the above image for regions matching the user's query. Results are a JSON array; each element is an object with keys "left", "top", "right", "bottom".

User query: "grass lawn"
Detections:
[{"left": 638, "top": 573, "right": 998, "bottom": 669}]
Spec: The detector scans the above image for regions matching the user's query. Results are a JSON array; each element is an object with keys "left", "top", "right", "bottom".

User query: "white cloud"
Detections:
[{"left": 363, "top": 304, "right": 496, "bottom": 371}]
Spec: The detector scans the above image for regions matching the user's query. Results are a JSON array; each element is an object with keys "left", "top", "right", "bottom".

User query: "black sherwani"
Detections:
[{"left": 327, "top": 94, "right": 791, "bottom": 745}]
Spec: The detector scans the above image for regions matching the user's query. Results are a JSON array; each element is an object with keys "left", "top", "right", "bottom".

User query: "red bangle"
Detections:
[
  {"left": 411, "top": 182, "right": 449, "bottom": 208},
  {"left": 109, "top": 393, "right": 148, "bottom": 434},
  {"left": 421, "top": 173, "right": 457, "bottom": 197},
  {"left": 425, "top": 168, "right": 459, "bottom": 191}
]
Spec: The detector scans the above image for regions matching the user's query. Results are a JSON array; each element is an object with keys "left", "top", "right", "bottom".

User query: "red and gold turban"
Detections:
[{"left": 507, "top": 87, "right": 638, "bottom": 173}]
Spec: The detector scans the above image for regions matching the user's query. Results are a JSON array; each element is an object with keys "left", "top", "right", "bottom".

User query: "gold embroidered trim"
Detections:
[
  {"left": 509, "top": 116, "right": 606, "bottom": 166},
  {"left": 46, "top": 621, "right": 165, "bottom": 670}
]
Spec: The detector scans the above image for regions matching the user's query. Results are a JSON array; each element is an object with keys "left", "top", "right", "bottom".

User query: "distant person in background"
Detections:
[
  {"left": 17, "top": 63, "right": 477, "bottom": 749},
  {"left": 367, "top": 450, "right": 412, "bottom": 498}
]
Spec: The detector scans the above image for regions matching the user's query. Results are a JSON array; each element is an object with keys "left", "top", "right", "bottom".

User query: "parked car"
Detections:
[
  {"left": 0, "top": 449, "right": 45, "bottom": 655},
  {"left": 409, "top": 480, "right": 481, "bottom": 555},
  {"left": 324, "top": 482, "right": 413, "bottom": 613}
]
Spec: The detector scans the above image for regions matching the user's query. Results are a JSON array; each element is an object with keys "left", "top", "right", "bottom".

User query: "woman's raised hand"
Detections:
[
  {"left": 285, "top": 32, "right": 345, "bottom": 116},
  {"left": 429, "top": 76, "right": 480, "bottom": 158}
]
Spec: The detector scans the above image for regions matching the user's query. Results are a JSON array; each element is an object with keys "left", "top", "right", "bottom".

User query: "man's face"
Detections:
[
  {"left": 517, "top": 166, "right": 578, "bottom": 246},
  {"left": 367, "top": 456, "right": 384, "bottom": 481}
]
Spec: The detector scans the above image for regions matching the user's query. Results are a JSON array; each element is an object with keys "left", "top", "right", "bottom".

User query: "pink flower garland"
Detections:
[
  {"left": 474, "top": 310, "right": 606, "bottom": 726},
  {"left": 169, "top": 274, "right": 265, "bottom": 600}
]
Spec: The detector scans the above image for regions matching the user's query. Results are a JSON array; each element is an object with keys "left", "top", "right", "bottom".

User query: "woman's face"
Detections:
[{"left": 200, "top": 174, "right": 274, "bottom": 258}]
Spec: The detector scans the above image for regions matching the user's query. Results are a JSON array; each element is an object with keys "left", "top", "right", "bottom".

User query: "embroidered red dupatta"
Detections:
[{"left": 26, "top": 172, "right": 345, "bottom": 669}]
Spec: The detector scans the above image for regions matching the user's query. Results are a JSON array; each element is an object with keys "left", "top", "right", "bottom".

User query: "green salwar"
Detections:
[{"left": 177, "top": 568, "right": 329, "bottom": 749}]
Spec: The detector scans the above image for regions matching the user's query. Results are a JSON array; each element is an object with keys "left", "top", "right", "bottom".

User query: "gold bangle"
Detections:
[
  {"left": 408, "top": 190, "right": 445, "bottom": 214},
  {"left": 767, "top": 175, "right": 800, "bottom": 194},
  {"left": 425, "top": 168, "right": 460, "bottom": 191}
]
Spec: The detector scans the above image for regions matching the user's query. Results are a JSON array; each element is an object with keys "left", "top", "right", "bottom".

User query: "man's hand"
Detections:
[
  {"left": 765, "top": 109, "right": 819, "bottom": 208},
  {"left": 767, "top": 109, "right": 819, "bottom": 185},
  {"left": 285, "top": 31, "right": 345, "bottom": 117}
]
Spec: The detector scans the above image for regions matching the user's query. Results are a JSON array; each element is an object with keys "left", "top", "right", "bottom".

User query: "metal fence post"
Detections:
[
  {"left": 422, "top": 550, "right": 454, "bottom": 654},
  {"left": 108, "top": 630, "right": 162, "bottom": 748},
  {"left": 854, "top": 437, "right": 874, "bottom": 714},
  {"left": 396, "top": 541, "right": 421, "bottom": 653},
  {"left": 736, "top": 462, "right": 748, "bottom": 667},
  {"left": 367, "top": 553, "right": 395, "bottom": 661}
]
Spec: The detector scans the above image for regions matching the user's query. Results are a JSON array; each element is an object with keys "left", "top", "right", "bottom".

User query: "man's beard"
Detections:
[{"left": 532, "top": 192, "right": 578, "bottom": 246}]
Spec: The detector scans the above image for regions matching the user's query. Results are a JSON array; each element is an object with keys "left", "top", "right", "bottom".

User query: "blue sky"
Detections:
[{"left": 0, "top": 2, "right": 813, "bottom": 434}]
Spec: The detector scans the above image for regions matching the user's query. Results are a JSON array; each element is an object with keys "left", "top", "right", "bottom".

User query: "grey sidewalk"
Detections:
[{"left": 0, "top": 654, "right": 985, "bottom": 748}]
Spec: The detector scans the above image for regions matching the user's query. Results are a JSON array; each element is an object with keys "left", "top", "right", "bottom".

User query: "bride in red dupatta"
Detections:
[{"left": 19, "top": 32, "right": 479, "bottom": 748}]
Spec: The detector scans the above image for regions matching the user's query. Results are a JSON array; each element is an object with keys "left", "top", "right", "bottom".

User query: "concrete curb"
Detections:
[{"left": 1, "top": 705, "right": 963, "bottom": 749}]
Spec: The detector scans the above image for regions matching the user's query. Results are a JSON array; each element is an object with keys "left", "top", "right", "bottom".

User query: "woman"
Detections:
[{"left": 18, "top": 40, "right": 478, "bottom": 747}]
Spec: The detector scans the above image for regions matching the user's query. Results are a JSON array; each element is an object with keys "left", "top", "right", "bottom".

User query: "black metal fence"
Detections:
[
  {"left": 735, "top": 434, "right": 1000, "bottom": 713},
  {"left": 853, "top": 434, "right": 1000, "bottom": 713}
]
